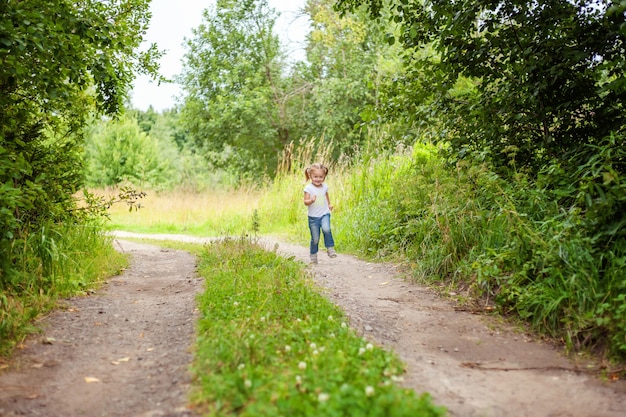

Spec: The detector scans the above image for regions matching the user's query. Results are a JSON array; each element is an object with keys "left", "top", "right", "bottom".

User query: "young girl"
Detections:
[{"left": 303, "top": 163, "right": 337, "bottom": 264}]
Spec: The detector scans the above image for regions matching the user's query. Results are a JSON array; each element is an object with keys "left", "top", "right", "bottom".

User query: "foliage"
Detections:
[
  {"left": 0, "top": 0, "right": 157, "bottom": 356},
  {"left": 328, "top": 135, "right": 626, "bottom": 360},
  {"left": 84, "top": 108, "right": 237, "bottom": 191},
  {"left": 297, "top": 0, "right": 383, "bottom": 154},
  {"left": 191, "top": 237, "right": 447, "bottom": 417},
  {"left": 84, "top": 115, "right": 174, "bottom": 188},
  {"left": 0, "top": 0, "right": 158, "bottom": 277},
  {"left": 336, "top": 0, "right": 626, "bottom": 175},
  {"left": 177, "top": 0, "right": 407, "bottom": 179},
  {"left": 179, "top": 0, "right": 289, "bottom": 177}
]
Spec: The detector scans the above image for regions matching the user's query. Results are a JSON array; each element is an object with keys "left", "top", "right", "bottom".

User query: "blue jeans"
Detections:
[{"left": 308, "top": 213, "right": 335, "bottom": 255}]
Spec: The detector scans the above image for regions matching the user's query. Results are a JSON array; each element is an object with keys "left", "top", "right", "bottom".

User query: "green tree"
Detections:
[
  {"left": 336, "top": 0, "right": 626, "bottom": 173},
  {"left": 0, "top": 0, "right": 159, "bottom": 284},
  {"left": 303, "top": 0, "right": 376, "bottom": 152},
  {"left": 179, "top": 0, "right": 288, "bottom": 177},
  {"left": 293, "top": 0, "right": 400, "bottom": 155},
  {"left": 85, "top": 116, "right": 174, "bottom": 189}
]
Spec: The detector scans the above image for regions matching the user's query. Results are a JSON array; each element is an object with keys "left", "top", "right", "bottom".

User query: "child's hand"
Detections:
[
  {"left": 310, "top": 195, "right": 317, "bottom": 203},
  {"left": 329, "top": 204, "right": 334, "bottom": 211}
]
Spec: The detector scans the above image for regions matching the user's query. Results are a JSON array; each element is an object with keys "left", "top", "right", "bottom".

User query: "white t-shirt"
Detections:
[{"left": 304, "top": 183, "right": 330, "bottom": 218}]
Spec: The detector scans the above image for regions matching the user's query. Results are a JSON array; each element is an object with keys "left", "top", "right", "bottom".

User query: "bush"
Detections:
[{"left": 331, "top": 133, "right": 626, "bottom": 360}]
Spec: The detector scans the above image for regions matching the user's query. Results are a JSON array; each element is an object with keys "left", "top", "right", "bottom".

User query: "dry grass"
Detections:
[{"left": 93, "top": 187, "right": 262, "bottom": 235}]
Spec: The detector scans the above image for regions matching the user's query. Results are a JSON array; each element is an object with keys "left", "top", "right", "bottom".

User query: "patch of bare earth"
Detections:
[{"left": 2, "top": 231, "right": 626, "bottom": 417}]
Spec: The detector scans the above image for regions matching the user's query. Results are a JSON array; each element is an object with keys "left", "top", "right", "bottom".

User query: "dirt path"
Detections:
[
  {"left": 0, "top": 239, "right": 202, "bottom": 417},
  {"left": 1, "top": 231, "right": 626, "bottom": 417}
]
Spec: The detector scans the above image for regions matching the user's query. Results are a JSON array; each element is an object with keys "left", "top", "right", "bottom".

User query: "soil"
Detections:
[{"left": 1, "top": 231, "right": 626, "bottom": 417}]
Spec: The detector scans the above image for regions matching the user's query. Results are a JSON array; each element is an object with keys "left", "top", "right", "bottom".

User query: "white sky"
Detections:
[{"left": 130, "top": 0, "right": 310, "bottom": 112}]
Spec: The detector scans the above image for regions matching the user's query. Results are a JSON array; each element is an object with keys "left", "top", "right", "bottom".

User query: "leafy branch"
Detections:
[{"left": 75, "top": 187, "right": 147, "bottom": 220}]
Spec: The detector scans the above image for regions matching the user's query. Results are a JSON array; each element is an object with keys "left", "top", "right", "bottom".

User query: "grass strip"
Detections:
[{"left": 190, "top": 237, "right": 447, "bottom": 417}]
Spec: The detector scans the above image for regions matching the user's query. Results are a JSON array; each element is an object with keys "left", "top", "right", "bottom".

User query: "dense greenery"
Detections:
[
  {"left": 328, "top": 143, "right": 626, "bottom": 359},
  {"left": 179, "top": 0, "right": 288, "bottom": 177},
  {"left": 4, "top": 0, "right": 626, "bottom": 369},
  {"left": 337, "top": 0, "right": 626, "bottom": 173},
  {"left": 0, "top": 0, "right": 158, "bottom": 353},
  {"left": 177, "top": 0, "right": 399, "bottom": 178}
]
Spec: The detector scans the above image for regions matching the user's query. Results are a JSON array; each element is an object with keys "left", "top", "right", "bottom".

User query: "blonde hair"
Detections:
[{"left": 305, "top": 163, "right": 329, "bottom": 181}]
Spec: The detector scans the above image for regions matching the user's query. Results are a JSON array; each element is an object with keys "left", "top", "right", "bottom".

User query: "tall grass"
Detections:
[
  {"left": 106, "top": 132, "right": 626, "bottom": 362},
  {"left": 96, "top": 139, "right": 340, "bottom": 241},
  {"left": 98, "top": 187, "right": 262, "bottom": 236},
  {"left": 0, "top": 221, "right": 126, "bottom": 357}
]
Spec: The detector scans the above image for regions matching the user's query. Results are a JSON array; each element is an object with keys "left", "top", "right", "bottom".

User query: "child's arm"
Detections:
[
  {"left": 326, "top": 192, "right": 333, "bottom": 211},
  {"left": 304, "top": 191, "right": 317, "bottom": 206}
]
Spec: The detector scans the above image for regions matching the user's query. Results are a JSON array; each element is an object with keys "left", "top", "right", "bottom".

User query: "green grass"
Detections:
[
  {"left": 103, "top": 134, "right": 626, "bottom": 363},
  {"left": 164, "top": 237, "right": 446, "bottom": 417},
  {"left": 0, "top": 222, "right": 127, "bottom": 357}
]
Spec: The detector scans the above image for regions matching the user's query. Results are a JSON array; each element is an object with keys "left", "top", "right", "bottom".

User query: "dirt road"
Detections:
[{"left": 1, "top": 231, "right": 625, "bottom": 417}]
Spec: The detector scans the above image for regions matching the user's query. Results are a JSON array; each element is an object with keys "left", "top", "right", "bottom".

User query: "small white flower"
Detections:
[
  {"left": 260, "top": 316, "right": 266, "bottom": 322},
  {"left": 237, "top": 363, "right": 245, "bottom": 370},
  {"left": 329, "top": 333, "right": 336, "bottom": 338},
  {"left": 298, "top": 361, "right": 307, "bottom": 370},
  {"left": 319, "top": 346, "right": 326, "bottom": 352},
  {"left": 328, "top": 315, "right": 334, "bottom": 321},
  {"left": 318, "top": 392, "right": 330, "bottom": 402},
  {"left": 365, "top": 386, "right": 375, "bottom": 397},
  {"left": 312, "top": 349, "right": 319, "bottom": 356},
  {"left": 244, "top": 379, "right": 252, "bottom": 388},
  {"left": 366, "top": 343, "right": 374, "bottom": 351},
  {"left": 310, "top": 342, "right": 317, "bottom": 350},
  {"left": 284, "top": 345, "right": 292, "bottom": 352},
  {"left": 295, "top": 375, "right": 302, "bottom": 384},
  {"left": 233, "top": 301, "right": 239, "bottom": 306},
  {"left": 358, "top": 347, "right": 366, "bottom": 355},
  {"left": 341, "top": 322, "right": 347, "bottom": 328}
]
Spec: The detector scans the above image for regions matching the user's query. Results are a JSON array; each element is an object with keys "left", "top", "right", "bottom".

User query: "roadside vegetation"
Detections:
[
  {"left": 184, "top": 237, "right": 446, "bottom": 416},
  {"left": 0, "top": 221, "right": 126, "bottom": 357},
  {"left": 2, "top": 0, "right": 625, "bottom": 389}
]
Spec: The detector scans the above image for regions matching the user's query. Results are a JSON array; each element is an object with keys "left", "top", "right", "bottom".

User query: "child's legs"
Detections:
[
  {"left": 308, "top": 216, "right": 321, "bottom": 254},
  {"left": 321, "top": 213, "right": 335, "bottom": 248}
]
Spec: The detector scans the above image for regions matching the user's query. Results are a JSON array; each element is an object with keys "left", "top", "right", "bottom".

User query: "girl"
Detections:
[{"left": 303, "top": 163, "right": 337, "bottom": 264}]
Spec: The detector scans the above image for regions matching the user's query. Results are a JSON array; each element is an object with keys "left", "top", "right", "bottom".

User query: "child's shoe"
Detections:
[
  {"left": 310, "top": 254, "right": 318, "bottom": 264},
  {"left": 327, "top": 247, "right": 337, "bottom": 258}
]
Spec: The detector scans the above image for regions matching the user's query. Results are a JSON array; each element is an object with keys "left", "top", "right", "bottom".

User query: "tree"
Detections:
[
  {"left": 299, "top": 0, "right": 383, "bottom": 154},
  {"left": 179, "top": 0, "right": 288, "bottom": 177},
  {"left": 0, "top": 0, "right": 159, "bottom": 284},
  {"left": 85, "top": 116, "right": 174, "bottom": 189},
  {"left": 336, "top": 0, "right": 626, "bottom": 174}
]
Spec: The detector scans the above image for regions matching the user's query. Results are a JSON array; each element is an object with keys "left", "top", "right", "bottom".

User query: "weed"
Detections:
[{"left": 189, "top": 237, "right": 447, "bottom": 416}]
